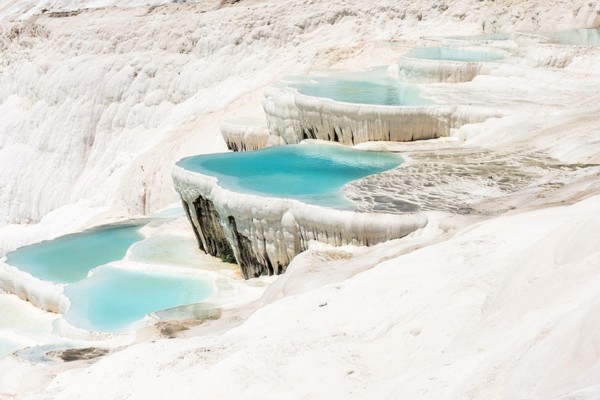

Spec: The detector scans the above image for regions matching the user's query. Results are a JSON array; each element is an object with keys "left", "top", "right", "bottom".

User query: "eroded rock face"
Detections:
[
  {"left": 262, "top": 88, "right": 501, "bottom": 148},
  {"left": 220, "top": 120, "right": 269, "bottom": 152},
  {"left": 181, "top": 194, "right": 293, "bottom": 279},
  {"left": 185, "top": 194, "right": 272, "bottom": 278},
  {"left": 187, "top": 197, "right": 235, "bottom": 263},
  {"left": 173, "top": 166, "right": 428, "bottom": 279},
  {"left": 395, "top": 57, "right": 491, "bottom": 83}
]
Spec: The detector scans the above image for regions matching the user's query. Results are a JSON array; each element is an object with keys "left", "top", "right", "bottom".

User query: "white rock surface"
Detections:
[
  {"left": 5, "top": 195, "right": 600, "bottom": 400},
  {"left": 0, "top": 0, "right": 600, "bottom": 399},
  {"left": 220, "top": 118, "right": 269, "bottom": 151},
  {"left": 263, "top": 86, "right": 456, "bottom": 145},
  {"left": 173, "top": 164, "right": 428, "bottom": 278}
]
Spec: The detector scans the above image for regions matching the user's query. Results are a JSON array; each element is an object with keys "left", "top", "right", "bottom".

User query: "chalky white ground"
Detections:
[{"left": 1, "top": 0, "right": 600, "bottom": 398}]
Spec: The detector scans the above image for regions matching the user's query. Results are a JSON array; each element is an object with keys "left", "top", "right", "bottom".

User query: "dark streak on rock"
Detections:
[
  {"left": 225, "top": 140, "right": 240, "bottom": 152},
  {"left": 182, "top": 199, "right": 204, "bottom": 251},
  {"left": 192, "top": 196, "right": 235, "bottom": 262},
  {"left": 45, "top": 10, "right": 83, "bottom": 18},
  {"left": 183, "top": 194, "right": 289, "bottom": 279},
  {"left": 47, "top": 347, "right": 109, "bottom": 362},
  {"left": 227, "top": 216, "right": 265, "bottom": 278}
]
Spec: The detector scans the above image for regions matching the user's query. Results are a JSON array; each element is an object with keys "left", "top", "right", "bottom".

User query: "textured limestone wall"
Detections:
[
  {"left": 396, "top": 57, "right": 493, "bottom": 83},
  {"left": 0, "top": 262, "right": 67, "bottom": 313},
  {"left": 262, "top": 86, "right": 501, "bottom": 147},
  {"left": 220, "top": 120, "right": 270, "bottom": 152},
  {"left": 172, "top": 165, "right": 428, "bottom": 279},
  {"left": 263, "top": 87, "right": 452, "bottom": 146}
]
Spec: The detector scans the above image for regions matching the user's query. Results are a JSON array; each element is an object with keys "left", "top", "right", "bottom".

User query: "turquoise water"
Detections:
[
  {"left": 3, "top": 220, "right": 215, "bottom": 333},
  {"left": 446, "top": 33, "right": 512, "bottom": 41},
  {"left": 0, "top": 338, "right": 20, "bottom": 358},
  {"left": 543, "top": 29, "right": 600, "bottom": 46},
  {"left": 64, "top": 266, "right": 213, "bottom": 332},
  {"left": 130, "top": 235, "right": 219, "bottom": 268},
  {"left": 406, "top": 47, "right": 506, "bottom": 62},
  {"left": 150, "top": 207, "right": 185, "bottom": 218},
  {"left": 292, "top": 76, "right": 430, "bottom": 106},
  {"left": 177, "top": 144, "right": 403, "bottom": 207},
  {"left": 5, "top": 224, "right": 144, "bottom": 283}
]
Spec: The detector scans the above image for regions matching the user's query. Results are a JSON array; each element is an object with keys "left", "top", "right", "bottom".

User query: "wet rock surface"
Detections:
[
  {"left": 346, "top": 147, "right": 600, "bottom": 215},
  {"left": 156, "top": 320, "right": 204, "bottom": 339},
  {"left": 47, "top": 347, "right": 109, "bottom": 362},
  {"left": 174, "top": 165, "right": 427, "bottom": 279}
]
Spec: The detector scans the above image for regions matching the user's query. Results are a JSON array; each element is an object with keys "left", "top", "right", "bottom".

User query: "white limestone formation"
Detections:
[
  {"left": 0, "top": 262, "right": 67, "bottom": 313},
  {"left": 396, "top": 55, "right": 501, "bottom": 83},
  {"left": 1, "top": 0, "right": 600, "bottom": 398},
  {"left": 220, "top": 118, "right": 269, "bottom": 152},
  {"left": 172, "top": 165, "right": 428, "bottom": 278},
  {"left": 390, "top": 45, "right": 512, "bottom": 83},
  {"left": 262, "top": 85, "right": 503, "bottom": 146},
  {"left": 263, "top": 86, "right": 449, "bottom": 145}
]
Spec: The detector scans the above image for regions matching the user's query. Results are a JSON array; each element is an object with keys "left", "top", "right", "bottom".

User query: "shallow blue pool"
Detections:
[
  {"left": 446, "top": 33, "right": 512, "bottom": 41},
  {"left": 177, "top": 144, "right": 403, "bottom": 207},
  {"left": 291, "top": 76, "right": 431, "bottom": 106},
  {"left": 64, "top": 266, "right": 213, "bottom": 332},
  {"left": 406, "top": 47, "right": 506, "bottom": 62},
  {"left": 3, "top": 220, "right": 216, "bottom": 333},
  {"left": 543, "top": 29, "right": 600, "bottom": 46},
  {"left": 5, "top": 223, "right": 144, "bottom": 283},
  {"left": 0, "top": 338, "right": 20, "bottom": 358}
]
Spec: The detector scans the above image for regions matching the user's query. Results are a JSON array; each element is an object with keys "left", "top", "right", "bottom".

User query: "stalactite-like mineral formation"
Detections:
[
  {"left": 262, "top": 86, "right": 501, "bottom": 147},
  {"left": 220, "top": 119, "right": 270, "bottom": 152},
  {"left": 173, "top": 165, "right": 428, "bottom": 278}
]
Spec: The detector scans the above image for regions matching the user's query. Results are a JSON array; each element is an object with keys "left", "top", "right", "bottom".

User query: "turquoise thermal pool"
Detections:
[
  {"left": 5, "top": 223, "right": 144, "bottom": 283},
  {"left": 0, "top": 338, "right": 19, "bottom": 358},
  {"left": 542, "top": 29, "right": 600, "bottom": 46},
  {"left": 446, "top": 33, "right": 512, "bottom": 41},
  {"left": 406, "top": 47, "right": 506, "bottom": 62},
  {"left": 176, "top": 144, "right": 403, "bottom": 207},
  {"left": 291, "top": 76, "right": 431, "bottom": 106},
  {"left": 3, "top": 221, "right": 216, "bottom": 333},
  {"left": 64, "top": 266, "right": 213, "bottom": 332}
]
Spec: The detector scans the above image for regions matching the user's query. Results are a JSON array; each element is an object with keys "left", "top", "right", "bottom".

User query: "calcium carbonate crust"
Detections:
[
  {"left": 219, "top": 120, "right": 269, "bottom": 152},
  {"left": 262, "top": 86, "right": 504, "bottom": 148},
  {"left": 0, "top": 261, "right": 67, "bottom": 313},
  {"left": 172, "top": 165, "right": 428, "bottom": 279}
]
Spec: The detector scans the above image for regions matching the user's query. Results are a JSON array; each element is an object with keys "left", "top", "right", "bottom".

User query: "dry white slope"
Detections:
[{"left": 5, "top": 194, "right": 599, "bottom": 400}]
